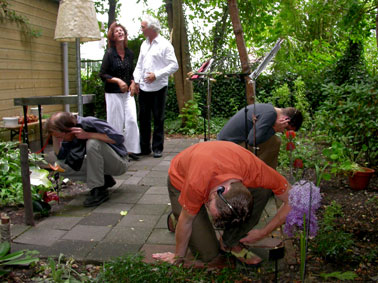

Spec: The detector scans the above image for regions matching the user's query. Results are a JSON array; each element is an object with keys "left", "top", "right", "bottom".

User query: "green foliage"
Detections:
[
  {"left": 178, "top": 98, "right": 202, "bottom": 135},
  {"left": 82, "top": 69, "right": 106, "bottom": 120},
  {"left": 0, "top": 0, "right": 42, "bottom": 38},
  {"left": 0, "top": 242, "right": 39, "bottom": 276},
  {"left": 315, "top": 80, "right": 378, "bottom": 167},
  {"left": 43, "top": 253, "right": 89, "bottom": 282},
  {"left": 0, "top": 142, "right": 48, "bottom": 206},
  {"left": 319, "top": 271, "right": 357, "bottom": 281},
  {"left": 95, "top": 253, "right": 245, "bottom": 282},
  {"left": 312, "top": 201, "right": 354, "bottom": 261},
  {"left": 322, "top": 141, "right": 366, "bottom": 175},
  {"left": 166, "top": 75, "right": 246, "bottom": 120}
]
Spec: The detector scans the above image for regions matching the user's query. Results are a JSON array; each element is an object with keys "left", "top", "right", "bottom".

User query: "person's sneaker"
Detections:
[
  {"left": 104, "top": 175, "right": 116, "bottom": 188},
  {"left": 83, "top": 187, "right": 109, "bottom": 207},
  {"left": 153, "top": 150, "right": 162, "bottom": 158}
]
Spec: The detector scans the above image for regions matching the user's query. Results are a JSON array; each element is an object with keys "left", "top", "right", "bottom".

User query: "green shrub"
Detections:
[
  {"left": 311, "top": 201, "right": 354, "bottom": 261},
  {"left": 0, "top": 142, "right": 48, "bottom": 206},
  {"left": 315, "top": 80, "right": 378, "bottom": 167}
]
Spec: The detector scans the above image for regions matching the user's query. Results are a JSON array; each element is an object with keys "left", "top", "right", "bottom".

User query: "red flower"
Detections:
[
  {"left": 293, "top": 158, "right": 304, "bottom": 169},
  {"left": 285, "top": 130, "right": 296, "bottom": 139},
  {"left": 286, "top": 142, "right": 296, "bottom": 151},
  {"left": 43, "top": 191, "right": 59, "bottom": 203}
]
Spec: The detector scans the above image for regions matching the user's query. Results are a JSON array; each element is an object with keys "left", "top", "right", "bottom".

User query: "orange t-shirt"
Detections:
[{"left": 168, "top": 141, "right": 289, "bottom": 215}]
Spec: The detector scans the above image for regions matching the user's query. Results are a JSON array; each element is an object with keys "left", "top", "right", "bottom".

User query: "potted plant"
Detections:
[{"left": 323, "top": 142, "right": 375, "bottom": 190}]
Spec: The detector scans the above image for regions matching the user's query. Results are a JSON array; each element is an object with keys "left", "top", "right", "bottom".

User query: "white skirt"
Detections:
[{"left": 105, "top": 92, "right": 141, "bottom": 154}]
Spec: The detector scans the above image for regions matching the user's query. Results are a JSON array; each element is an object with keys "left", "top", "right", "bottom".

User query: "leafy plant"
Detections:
[
  {"left": 322, "top": 141, "right": 366, "bottom": 175},
  {"left": 316, "top": 80, "right": 378, "bottom": 168},
  {"left": 44, "top": 253, "right": 89, "bottom": 283},
  {"left": 178, "top": 98, "right": 202, "bottom": 135},
  {"left": 311, "top": 201, "right": 354, "bottom": 261},
  {"left": 319, "top": 271, "right": 357, "bottom": 280},
  {"left": 0, "top": 141, "right": 51, "bottom": 206},
  {"left": 0, "top": 242, "right": 39, "bottom": 276}
]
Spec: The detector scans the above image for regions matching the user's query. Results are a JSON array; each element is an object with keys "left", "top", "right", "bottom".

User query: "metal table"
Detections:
[{"left": 14, "top": 94, "right": 95, "bottom": 150}]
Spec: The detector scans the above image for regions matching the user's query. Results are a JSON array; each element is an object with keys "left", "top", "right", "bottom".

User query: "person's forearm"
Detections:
[
  {"left": 259, "top": 201, "right": 291, "bottom": 237},
  {"left": 175, "top": 220, "right": 192, "bottom": 258},
  {"left": 87, "top": 132, "right": 115, "bottom": 144},
  {"left": 174, "top": 210, "right": 195, "bottom": 258}
]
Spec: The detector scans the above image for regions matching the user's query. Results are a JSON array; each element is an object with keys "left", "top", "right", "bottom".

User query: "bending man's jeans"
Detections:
[
  {"left": 167, "top": 177, "right": 273, "bottom": 262},
  {"left": 57, "top": 139, "right": 128, "bottom": 189}
]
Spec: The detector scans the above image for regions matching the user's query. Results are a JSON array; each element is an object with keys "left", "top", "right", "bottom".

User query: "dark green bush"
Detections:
[
  {"left": 311, "top": 201, "right": 354, "bottom": 261},
  {"left": 315, "top": 80, "right": 378, "bottom": 167}
]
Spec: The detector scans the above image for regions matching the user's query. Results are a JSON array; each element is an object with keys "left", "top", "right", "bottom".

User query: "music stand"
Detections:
[
  {"left": 247, "top": 39, "right": 284, "bottom": 153},
  {"left": 190, "top": 59, "right": 214, "bottom": 141}
]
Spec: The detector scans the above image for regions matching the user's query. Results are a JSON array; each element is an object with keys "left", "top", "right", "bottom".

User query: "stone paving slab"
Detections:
[
  {"left": 77, "top": 213, "right": 122, "bottom": 227},
  {"left": 127, "top": 204, "right": 168, "bottom": 216},
  {"left": 62, "top": 225, "right": 111, "bottom": 242},
  {"left": 36, "top": 216, "right": 83, "bottom": 230},
  {"left": 137, "top": 194, "right": 170, "bottom": 205},
  {"left": 118, "top": 214, "right": 160, "bottom": 228},
  {"left": 92, "top": 202, "right": 133, "bottom": 214},
  {"left": 103, "top": 226, "right": 151, "bottom": 245},
  {"left": 10, "top": 224, "right": 30, "bottom": 240},
  {"left": 146, "top": 228, "right": 175, "bottom": 245},
  {"left": 13, "top": 227, "right": 67, "bottom": 246},
  {"left": 145, "top": 186, "right": 168, "bottom": 195}
]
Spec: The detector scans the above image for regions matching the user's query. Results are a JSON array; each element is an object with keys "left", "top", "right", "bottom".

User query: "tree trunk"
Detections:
[
  {"left": 227, "top": 0, "right": 254, "bottom": 105},
  {"left": 165, "top": 0, "right": 193, "bottom": 113},
  {"left": 108, "top": 0, "right": 116, "bottom": 28}
]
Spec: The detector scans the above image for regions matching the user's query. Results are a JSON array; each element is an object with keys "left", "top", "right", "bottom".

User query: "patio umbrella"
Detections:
[{"left": 54, "top": 0, "right": 101, "bottom": 116}]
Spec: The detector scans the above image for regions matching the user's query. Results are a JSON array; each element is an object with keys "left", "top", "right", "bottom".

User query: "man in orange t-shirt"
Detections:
[{"left": 152, "top": 141, "right": 291, "bottom": 265}]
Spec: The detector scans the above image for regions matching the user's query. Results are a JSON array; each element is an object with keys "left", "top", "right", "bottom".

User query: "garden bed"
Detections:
[{"left": 0, "top": 167, "right": 376, "bottom": 282}]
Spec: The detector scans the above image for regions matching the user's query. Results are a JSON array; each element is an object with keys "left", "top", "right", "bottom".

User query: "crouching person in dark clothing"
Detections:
[{"left": 46, "top": 112, "right": 128, "bottom": 207}]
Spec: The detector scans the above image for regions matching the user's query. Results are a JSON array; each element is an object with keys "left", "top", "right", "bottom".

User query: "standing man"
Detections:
[
  {"left": 131, "top": 16, "right": 179, "bottom": 158},
  {"left": 46, "top": 112, "right": 128, "bottom": 207},
  {"left": 152, "top": 141, "right": 291, "bottom": 265},
  {"left": 217, "top": 103, "right": 303, "bottom": 170}
]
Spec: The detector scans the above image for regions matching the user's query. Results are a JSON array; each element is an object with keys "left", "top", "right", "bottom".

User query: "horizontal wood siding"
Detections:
[{"left": 0, "top": 0, "right": 78, "bottom": 122}]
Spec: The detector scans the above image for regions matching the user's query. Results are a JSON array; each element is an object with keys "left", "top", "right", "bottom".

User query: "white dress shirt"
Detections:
[{"left": 133, "top": 35, "right": 179, "bottom": 92}]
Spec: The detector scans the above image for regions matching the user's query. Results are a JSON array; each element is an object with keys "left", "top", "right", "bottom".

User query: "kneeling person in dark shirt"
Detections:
[{"left": 46, "top": 112, "right": 128, "bottom": 207}]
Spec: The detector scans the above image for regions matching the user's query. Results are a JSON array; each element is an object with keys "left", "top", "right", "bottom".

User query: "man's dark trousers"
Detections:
[{"left": 138, "top": 86, "right": 167, "bottom": 154}]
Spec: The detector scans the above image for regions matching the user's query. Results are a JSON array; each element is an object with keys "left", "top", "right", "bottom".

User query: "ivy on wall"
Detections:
[{"left": 0, "top": 0, "right": 42, "bottom": 38}]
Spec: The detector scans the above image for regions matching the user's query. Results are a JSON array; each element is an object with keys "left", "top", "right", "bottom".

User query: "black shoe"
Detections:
[
  {"left": 153, "top": 150, "right": 162, "bottom": 158},
  {"left": 128, "top": 153, "right": 139, "bottom": 160},
  {"left": 83, "top": 188, "right": 109, "bottom": 207},
  {"left": 136, "top": 151, "right": 151, "bottom": 156},
  {"left": 104, "top": 175, "right": 116, "bottom": 188}
]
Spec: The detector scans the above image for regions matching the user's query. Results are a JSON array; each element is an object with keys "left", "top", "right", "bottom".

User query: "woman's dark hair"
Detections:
[
  {"left": 46, "top": 112, "right": 76, "bottom": 134},
  {"left": 283, "top": 107, "right": 303, "bottom": 131},
  {"left": 213, "top": 182, "right": 253, "bottom": 229},
  {"left": 107, "top": 22, "right": 128, "bottom": 49}
]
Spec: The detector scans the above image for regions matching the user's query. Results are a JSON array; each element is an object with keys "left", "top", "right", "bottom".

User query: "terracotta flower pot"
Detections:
[{"left": 348, "top": 167, "right": 375, "bottom": 190}]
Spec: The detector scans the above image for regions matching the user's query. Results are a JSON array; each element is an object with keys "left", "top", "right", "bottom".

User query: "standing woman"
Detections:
[{"left": 99, "top": 22, "right": 140, "bottom": 160}]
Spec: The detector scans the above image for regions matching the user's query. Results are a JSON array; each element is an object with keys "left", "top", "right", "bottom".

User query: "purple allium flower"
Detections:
[{"left": 284, "top": 180, "right": 321, "bottom": 237}]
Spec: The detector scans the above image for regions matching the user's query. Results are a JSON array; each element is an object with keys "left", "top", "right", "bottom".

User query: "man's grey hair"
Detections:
[{"left": 143, "top": 15, "right": 161, "bottom": 33}]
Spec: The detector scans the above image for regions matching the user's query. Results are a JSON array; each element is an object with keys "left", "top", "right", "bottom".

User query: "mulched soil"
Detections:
[{"left": 0, "top": 140, "right": 377, "bottom": 282}]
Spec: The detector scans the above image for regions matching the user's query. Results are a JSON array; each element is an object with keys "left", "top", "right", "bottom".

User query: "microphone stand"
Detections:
[{"left": 247, "top": 38, "right": 284, "bottom": 154}]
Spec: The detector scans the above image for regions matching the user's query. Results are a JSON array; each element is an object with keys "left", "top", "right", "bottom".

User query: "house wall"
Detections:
[{"left": 0, "top": 0, "right": 78, "bottom": 141}]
